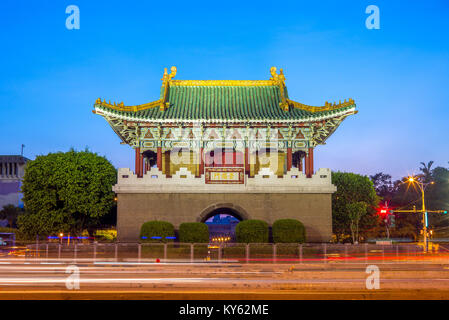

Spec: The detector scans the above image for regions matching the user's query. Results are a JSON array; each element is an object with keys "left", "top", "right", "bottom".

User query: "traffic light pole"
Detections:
[
  {"left": 421, "top": 190, "right": 427, "bottom": 254},
  {"left": 393, "top": 177, "right": 447, "bottom": 254},
  {"left": 392, "top": 208, "right": 446, "bottom": 253}
]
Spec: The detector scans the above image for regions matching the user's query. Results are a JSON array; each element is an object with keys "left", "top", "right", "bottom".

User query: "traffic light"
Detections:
[
  {"left": 377, "top": 207, "right": 388, "bottom": 218},
  {"left": 377, "top": 205, "right": 392, "bottom": 218}
]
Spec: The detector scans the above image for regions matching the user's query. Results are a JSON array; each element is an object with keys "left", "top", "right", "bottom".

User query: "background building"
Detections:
[{"left": 205, "top": 214, "right": 240, "bottom": 241}]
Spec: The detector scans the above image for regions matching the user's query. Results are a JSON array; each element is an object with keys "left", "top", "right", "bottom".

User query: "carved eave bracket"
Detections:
[
  {"left": 309, "top": 112, "right": 355, "bottom": 147},
  {"left": 102, "top": 115, "right": 140, "bottom": 147}
]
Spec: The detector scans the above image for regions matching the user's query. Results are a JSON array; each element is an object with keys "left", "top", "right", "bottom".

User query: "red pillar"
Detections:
[
  {"left": 198, "top": 147, "right": 204, "bottom": 177},
  {"left": 287, "top": 147, "right": 292, "bottom": 172},
  {"left": 135, "top": 147, "right": 140, "bottom": 176},
  {"left": 245, "top": 147, "right": 249, "bottom": 175},
  {"left": 144, "top": 157, "right": 149, "bottom": 175},
  {"left": 309, "top": 147, "right": 314, "bottom": 177},
  {"left": 135, "top": 150, "right": 144, "bottom": 178},
  {"left": 305, "top": 152, "right": 310, "bottom": 178},
  {"left": 140, "top": 153, "right": 144, "bottom": 177},
  {"left": 157, "top": 147, "right": 162, "bottom": 171}
]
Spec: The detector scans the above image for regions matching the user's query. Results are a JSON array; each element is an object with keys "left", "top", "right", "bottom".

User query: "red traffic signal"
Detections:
[{"left": 376, "top": 205, "right": 392, "bottom": 218}]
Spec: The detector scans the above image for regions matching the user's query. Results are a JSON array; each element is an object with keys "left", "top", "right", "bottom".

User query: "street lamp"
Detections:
[{"left": 406, "top": 176, "right": 434, "bottom": 252}]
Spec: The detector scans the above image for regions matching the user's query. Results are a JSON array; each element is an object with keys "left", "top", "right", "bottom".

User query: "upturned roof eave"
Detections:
[{"left": 94, "top": 104, "right": 357, "bottom": 124}]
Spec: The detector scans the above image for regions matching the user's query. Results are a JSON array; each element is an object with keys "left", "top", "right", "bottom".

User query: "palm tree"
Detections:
[{"left": 419, "top": 161, "right": 434, "bottom": 182}]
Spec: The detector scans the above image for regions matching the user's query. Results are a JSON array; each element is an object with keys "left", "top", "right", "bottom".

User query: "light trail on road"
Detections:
[{"left": 0, "top": 260, "right": 449, "bottom": 299}]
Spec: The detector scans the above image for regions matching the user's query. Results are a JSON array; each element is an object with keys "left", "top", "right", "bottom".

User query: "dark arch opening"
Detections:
[
  {"left": 201, "top": 207, "right": 244, "bottom": 223},
  {"left": 200, "top": 205, "right": 248, "bottom": 242}
]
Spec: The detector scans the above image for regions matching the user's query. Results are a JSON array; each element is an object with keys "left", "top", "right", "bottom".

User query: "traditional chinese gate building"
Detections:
[{"left": 93, "top": 67, "right": 356, "bottom": 242}]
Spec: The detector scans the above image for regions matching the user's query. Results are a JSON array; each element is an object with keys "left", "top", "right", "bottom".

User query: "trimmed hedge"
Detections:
[
  {"left": 179, "top": 222, "right": 209, "bottom": 243},
  {"left": 235, "top": 220, "right": 269, "bottom": 243},
  {"left": 272, "top": 219, "right": 306, "bottom": 243},
  {"left": 140, "top": 221, "right": 175, "bottom": 242}
]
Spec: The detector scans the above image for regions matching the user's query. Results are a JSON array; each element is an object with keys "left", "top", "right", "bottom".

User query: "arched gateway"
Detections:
[
  {"left": 200, "top": 205, "right": 247, "bottom": 241},
  {"left": 198, "top": 203, "right": 249, "bottom": 223},
  {"left": 93, "top": 66, "right": 357, "bottom": 242}
]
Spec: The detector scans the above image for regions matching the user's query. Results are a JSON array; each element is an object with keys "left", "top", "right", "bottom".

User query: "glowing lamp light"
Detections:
[{"left": 408, "top": 177, "right": 415, "bottom": 183}]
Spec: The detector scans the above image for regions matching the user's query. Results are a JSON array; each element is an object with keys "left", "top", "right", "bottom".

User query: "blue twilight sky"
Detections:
[{"left": 1, "top": 0, "right": 448, "bottom": 180}]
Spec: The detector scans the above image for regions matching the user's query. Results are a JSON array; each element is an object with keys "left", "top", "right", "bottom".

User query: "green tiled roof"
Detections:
[{"left": 95, "top": 85, "right": 355, "bottom": 122}]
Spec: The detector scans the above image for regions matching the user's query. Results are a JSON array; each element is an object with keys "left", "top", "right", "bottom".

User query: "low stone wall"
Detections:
[
  {"left": 117, "top": 192, "right": 333, "bottom": 242},
  {"left": 114, "top": 167, "right": 335, "bottom": 243}
]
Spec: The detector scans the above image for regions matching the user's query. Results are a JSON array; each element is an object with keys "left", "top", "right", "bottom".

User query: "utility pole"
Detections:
[
  {"left": 393, "top": 207, "right": 445, "bottom": 253},
  {"left": 392, "top": 177, "right": 447, "bottom": 253},
  {"left": 421, "top": 187, "right": 427, "bottom": 253}
]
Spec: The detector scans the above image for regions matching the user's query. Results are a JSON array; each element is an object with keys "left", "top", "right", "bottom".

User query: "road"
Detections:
[{"left": 1, "top": 258, "right": 449, "bottom": 299}]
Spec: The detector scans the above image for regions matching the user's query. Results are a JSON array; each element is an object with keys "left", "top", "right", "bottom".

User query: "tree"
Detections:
[
  {"left": 367, "top": 162, "right": 449, "bottom": 241},
  {"left": 419, "top": 161, "right": 434, "bottom": 183},
  {"left": 0, "top": 205, "right": 23, "bottom": 228},
  {"left": 370, "top": 172, "right": 394, "bottom": 202},
  {"left": 332, "top": 172, "right": 380, "bottom": 242},
  {"left": 389, "top": 165, "right": 449, "bottom": 237},
  {"left": 428, "top": 166, "right": 449, "bottom": 211},
  {"left": 426, "top": 166, "right": 449, "bottom": 232},
  {"left": 17, "top": 150, "right": 116, "bottom": 239},
  {"left": 346, "top": 202, "right": 367, "bottom": 244}
]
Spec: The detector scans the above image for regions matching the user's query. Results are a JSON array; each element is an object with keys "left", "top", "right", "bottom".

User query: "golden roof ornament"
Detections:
[
  {"left": 93, "top": 66, "right": 356, "bottom": 115},
  {"left": 160, "top": 66, "right": 177, "bottom": 111},
  {"left": 270, "top": 66, "right": 288, "bottom": 111},
  {"left": 162, "top": 66, "right": 177, "bottom": 82}
]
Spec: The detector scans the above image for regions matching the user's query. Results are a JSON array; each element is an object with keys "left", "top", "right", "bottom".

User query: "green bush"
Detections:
[
  {"left": 272, "top": 219, "right": 306, "bottom": 243},
  {"left": 179, "top": 222, "right": 209, "bottom": 243},
  {"left": 235, "top": 220, "right": 269, "bottom": 243},
  {"left": 140, "top": 221, "right": 175, "bottom": 242}
]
